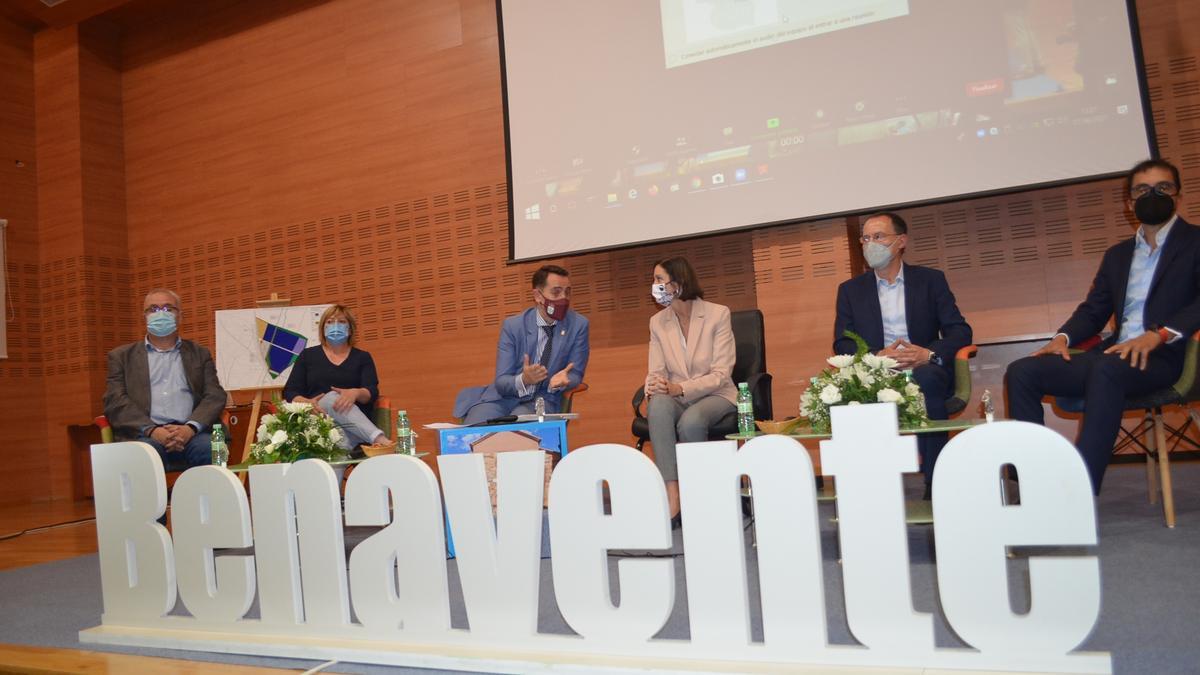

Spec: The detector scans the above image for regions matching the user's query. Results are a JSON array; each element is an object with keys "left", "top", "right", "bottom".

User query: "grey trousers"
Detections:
[
  {"left": 646, "top": 393, "right": 736, "bottom": 481},
  {"left": 317, "top": 392, "right": 386, "bottom": 449}
]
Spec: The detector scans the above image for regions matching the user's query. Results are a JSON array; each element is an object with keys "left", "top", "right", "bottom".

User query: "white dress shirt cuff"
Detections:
[{"left": 514, "top": 373, "right": 531, "bottom": 398}]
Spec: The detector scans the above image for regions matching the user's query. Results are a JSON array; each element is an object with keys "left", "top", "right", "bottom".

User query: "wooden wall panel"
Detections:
[
  {"left": 25, "top": 23, "right": 128, "bottom": 502},
  {"left": 750, "top": 219, "right": 851, "bottom": 416},
  {"left": 118, "top": 0, "right": 503, "bottom": 251},
  {"left": 0, "top": 15, "right": 48, "bottom": 505}
]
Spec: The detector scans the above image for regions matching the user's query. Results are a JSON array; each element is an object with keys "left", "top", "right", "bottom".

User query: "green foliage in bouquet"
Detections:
[
  {"left": 248, "top": 397, "right": 346, "bottom": 465},
  {"left": 799, "top": 330, "right": 929, "bottom": 434}
]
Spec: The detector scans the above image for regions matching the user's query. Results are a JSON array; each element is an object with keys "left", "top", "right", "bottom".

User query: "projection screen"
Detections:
[{"left": 500, "top": 0, "right": 1154, "bottom": 261}]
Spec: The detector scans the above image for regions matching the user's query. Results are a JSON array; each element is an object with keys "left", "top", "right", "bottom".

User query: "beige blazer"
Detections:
[{"left": 645, "top": 298, "right": 737, "bottom": 405}]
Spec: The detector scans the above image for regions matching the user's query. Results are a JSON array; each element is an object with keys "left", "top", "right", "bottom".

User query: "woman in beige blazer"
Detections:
[{"left": 644, "top": 257, "right": 737, "bottom": 523}]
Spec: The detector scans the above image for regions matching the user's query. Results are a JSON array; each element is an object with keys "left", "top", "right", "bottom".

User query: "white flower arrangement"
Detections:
[
  {"left": 249, "top": 398, "right": 346, "bottom": 465},
  {"left": 799, "top": 331, "right": 929, "bottom": 433}
]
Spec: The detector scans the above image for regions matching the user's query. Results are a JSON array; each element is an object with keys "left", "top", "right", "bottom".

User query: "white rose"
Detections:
[
  {"left": 905, "top": 382, "right": 921, "bottom": 397},
  {"left": 271, "top": 429, "right": 289, "bottom": 445},
  {"left": 877, "top": 388, "right": 902, "bottom": 403},
  {"left": 835, "top": 368, "right": 854, "bottom": 381},
  {"left": 256, "top": 424, "right": 271, "bottom": 442},
  {"left": 854, "top": 366, "right": 875, "bottom": 386},
  {"left": 328, "top": 428, "right": 342, "bottom": 444},
  {"left": 259, "top": 414, "right": 276, "bottom": 428},
  {"left": 819, "top": 384, "right": 842, "bottom": 405},
  {"left": 827, "top": 354, "right": 855, "bottom": 369},
  {"left": 848, "top": 401, "right": 861, "bottom": 406}
]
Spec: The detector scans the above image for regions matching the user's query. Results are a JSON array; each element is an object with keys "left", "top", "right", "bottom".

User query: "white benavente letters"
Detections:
[{"left": 87, "top": 403, "right": 1110, "bottom": 673}]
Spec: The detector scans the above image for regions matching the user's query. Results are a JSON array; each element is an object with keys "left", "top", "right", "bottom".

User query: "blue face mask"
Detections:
[
  {"left": 146, "top": 311, "right": 177, "bottom": 337},
  {"left": 324, "top": 322, "right": 350, "bottom": 345}
]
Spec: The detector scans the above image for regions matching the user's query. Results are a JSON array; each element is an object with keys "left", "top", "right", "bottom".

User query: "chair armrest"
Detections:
[
  {"left": 1172, "top": 330, "right": 1200, "bottom": 398},
  {"left": 94, "top": 415, "right": 114, "bottom": 444},
  {"left": 561, "top": 382, "right": 588, "bottom": 414},
  {"left": 953, "top": 345, "right": 976, "bottom": 395},
  {"left": 632, "top": 386, "right": 647, "bottom": 420},
  {"left": 745, "top": 372, "right": 773, "bottom": 420},
  {"left": 373, "top": 396, "right": 393, "bottom": 440},
  {"left": 947, "top": 345, "right": 977, "bottom": 416},
  {"left": 1071, "top": 334, "right": 1102, "bottom": 353}
]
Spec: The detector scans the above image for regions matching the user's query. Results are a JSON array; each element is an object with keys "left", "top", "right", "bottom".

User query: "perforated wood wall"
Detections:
[{"left": 0, "top": 0, "right": 1198, "bottom": 504}]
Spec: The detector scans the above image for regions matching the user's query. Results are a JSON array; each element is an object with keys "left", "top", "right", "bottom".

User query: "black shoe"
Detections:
[{"left": 670, "top": 513, "right": 683, "bottom": 529}]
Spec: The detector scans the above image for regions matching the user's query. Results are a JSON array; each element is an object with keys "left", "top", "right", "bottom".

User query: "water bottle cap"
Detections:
[
  {"left": 397, "top": 410, "right": 407, "bottom": 416},
  {"left": 213, "top": 423, "right": 223, "bottom": 430},
  {"left": 738, "top": 382, "right": 749, "bottom": 389}
]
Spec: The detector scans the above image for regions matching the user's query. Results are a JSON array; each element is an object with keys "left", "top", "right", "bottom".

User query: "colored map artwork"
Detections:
[
  {"left": 215, "top": 305, "right": 329, "bottom": 391},
  {"left": 256, "top": 318, "right": 308, "bottom": 378}
]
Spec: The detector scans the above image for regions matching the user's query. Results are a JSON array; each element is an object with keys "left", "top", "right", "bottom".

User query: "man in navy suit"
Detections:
[
  {"left": 1007, "top": 159, "right": 1200, "bottom": 493},
  {"left": 454, "top": 265, "right": 590, "bottom": 424},
  {"left": 834, "top": 212, "right": 973, "bottom": 496}
]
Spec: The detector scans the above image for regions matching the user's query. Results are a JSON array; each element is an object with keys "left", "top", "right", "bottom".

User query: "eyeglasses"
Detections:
[
  {"left": 860, "top": 232, "right": 900, "bottom": 244},
  {"left": 1130, "top": 181, "right": 1179, "bottom": 199},
  {"left": 143, "top": 304, "right": 179, "bottom": 315}
]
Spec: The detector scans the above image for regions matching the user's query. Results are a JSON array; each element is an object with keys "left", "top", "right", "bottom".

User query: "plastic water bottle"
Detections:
[
  {"left": 210, "top": 424, "right": 228, "bottom": 468},
  {"left": 396, "top": 410, "right": 415, "bottom": 454},
  {"left": 736, "top": 382, "right": 754, "bottom": 435}
]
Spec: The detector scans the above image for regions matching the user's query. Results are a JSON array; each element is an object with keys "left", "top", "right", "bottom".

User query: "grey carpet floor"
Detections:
[{"left": 0, "top": 461, "right": 1197, "bottom": 674}]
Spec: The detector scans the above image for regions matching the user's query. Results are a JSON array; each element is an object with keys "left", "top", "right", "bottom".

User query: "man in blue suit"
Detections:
[
  {"left": 1007, "top": 159, "right": 1200, "bottom": 493},
  {"left": 455, "top": 265, "right": 590, "bottom": 424},
  {"left": 833, "top": 212, "right": 973, "bottom": 497}
]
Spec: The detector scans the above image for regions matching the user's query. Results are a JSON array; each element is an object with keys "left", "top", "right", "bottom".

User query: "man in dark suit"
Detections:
[
  {"left": 103, "top": 288, "right": 228, "bottom": 468},
  {"left": 454, "top": 265, "right": 590, "bottom": 424},
  {"left": 1007, "top": 159, "right": 1200, "bottom": 493},
  {"left": 834, "top": 212, "right": 973, "bottom": 496}
]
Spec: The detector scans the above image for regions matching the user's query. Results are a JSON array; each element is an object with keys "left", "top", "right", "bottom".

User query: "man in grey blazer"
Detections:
[{"left": 103, "top": 288, "right": 228, "bottom": 469}]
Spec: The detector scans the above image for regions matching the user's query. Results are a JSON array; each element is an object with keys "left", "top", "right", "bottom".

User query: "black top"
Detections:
[{"left": 283, "top": 346, "right": 380, "bottom": 417}]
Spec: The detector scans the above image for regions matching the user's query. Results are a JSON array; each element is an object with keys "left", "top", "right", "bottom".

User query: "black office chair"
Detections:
[{"left": 631, "top": 308, "right": 773, "bottom": 450}]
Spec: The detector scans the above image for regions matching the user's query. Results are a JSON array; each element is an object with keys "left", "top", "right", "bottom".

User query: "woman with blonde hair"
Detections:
[{"left": 283, "top": 304, "right": 392, "bottom": 451}]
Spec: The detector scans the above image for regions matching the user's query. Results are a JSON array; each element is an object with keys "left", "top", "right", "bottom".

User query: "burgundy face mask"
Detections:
[{"left": 542, "top": 296, "right": 570, "bottom": 319}]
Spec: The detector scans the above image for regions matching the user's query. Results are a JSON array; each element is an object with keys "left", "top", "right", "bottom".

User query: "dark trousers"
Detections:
[
  {"left": 912, "top": 363, "right": 952, "bottom": 486},
  {"left": 1005, "top": 347, "right": 1180, "bottom": 493},
  {"left": 137, "top": 431, "right": 213, "bottom": 471}
]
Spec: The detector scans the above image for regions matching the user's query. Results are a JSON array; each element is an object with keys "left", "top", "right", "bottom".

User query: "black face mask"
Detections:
[{"left": 1134, "top": 190, "right": 1176, "bottom": 226}]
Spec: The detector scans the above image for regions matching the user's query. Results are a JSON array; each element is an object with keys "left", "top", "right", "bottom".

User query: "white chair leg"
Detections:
[{"left": 1153, "top": 411, "right": 1176, "bottom": 528}]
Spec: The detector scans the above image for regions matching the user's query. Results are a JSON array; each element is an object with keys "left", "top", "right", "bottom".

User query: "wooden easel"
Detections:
[
  {"left": 237, "top": 385, "right": 286, "bottom": 465},
  {"left": 237, "top": 293, "right": 293, "bottom": 464}
]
